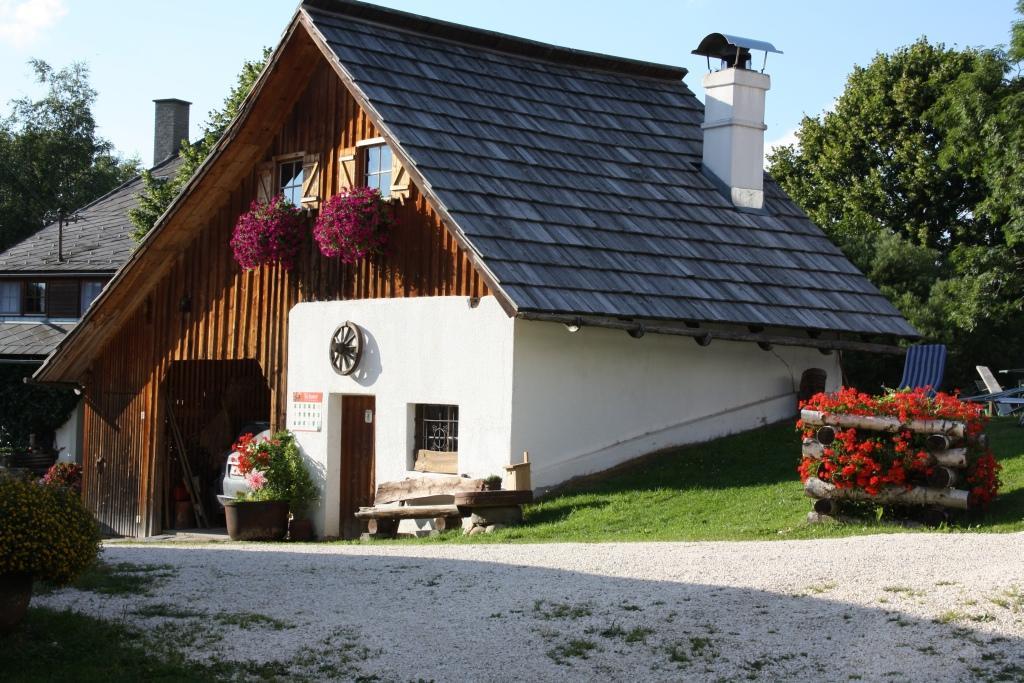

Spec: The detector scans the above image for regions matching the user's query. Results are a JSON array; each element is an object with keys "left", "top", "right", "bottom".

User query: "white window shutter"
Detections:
[
  {"left": 255, "top": 162, "right": 274, "bottom": 203},
  {"left": 301, "top": 152, "right": 321, "bottom": 208},
  {"left": 390, "top": 153, "right": 410, "bottom": 200},
  {"left": 337, "top": 153, "right": 357, "bottom": 191}
]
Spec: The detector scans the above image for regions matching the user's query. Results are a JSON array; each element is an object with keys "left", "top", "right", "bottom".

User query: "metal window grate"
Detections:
[{"left": 414, "top": 404, "right": 458, "bottom": 453}]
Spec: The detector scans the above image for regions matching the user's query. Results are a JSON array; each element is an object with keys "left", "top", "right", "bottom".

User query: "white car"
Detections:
[{"left": 219, "top": 423, "right": 270, "bottom": 504}]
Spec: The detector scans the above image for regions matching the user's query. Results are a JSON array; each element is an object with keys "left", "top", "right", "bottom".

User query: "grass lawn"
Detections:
[
  {"left": 1, "top": 607, "right": 210, "bottom": 682},
  {"left": 402, "top": 416, "right": 1024, "bottom": 544}
]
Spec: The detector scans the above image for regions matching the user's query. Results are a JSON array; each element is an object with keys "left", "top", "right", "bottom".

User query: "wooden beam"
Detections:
[
  {"left": 518, "top": 312, "right": 908, "bottom": 355},
  {"left": 354, "top": 504, "right": 461, "bottom": 519},
  {"left": 374, "top": 476, "right": 485, "bottom": 504}
]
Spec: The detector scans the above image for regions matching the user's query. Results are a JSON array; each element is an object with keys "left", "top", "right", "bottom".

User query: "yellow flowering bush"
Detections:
[{"left": 0, "top": 472, "right": 100, "bottom": 584}]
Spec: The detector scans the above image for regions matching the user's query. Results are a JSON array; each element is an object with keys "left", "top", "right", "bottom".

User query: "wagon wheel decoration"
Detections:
[{"left": 329, "top": 321, "right": 363, "bottom": 375}]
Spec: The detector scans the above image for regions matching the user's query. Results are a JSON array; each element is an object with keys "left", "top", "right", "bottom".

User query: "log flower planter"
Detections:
[{"left": 797, "top": 387, "right": 1001, "bottom": 524}]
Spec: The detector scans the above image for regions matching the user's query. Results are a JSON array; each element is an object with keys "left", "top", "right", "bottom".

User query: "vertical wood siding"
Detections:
[{"left": 79, "top": 60, "right": 490, "bottom": 536}]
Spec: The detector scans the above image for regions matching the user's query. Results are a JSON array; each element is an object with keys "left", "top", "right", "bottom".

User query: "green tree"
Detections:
[
  {"left": 768, "top": 28, "right": 1024, "bottom": 391},
  {"left": 129, "top": 49, "right": 270, "bottom": 241},
  {"left": 0, "top": 60, "right": 138, "bottom": 251}
]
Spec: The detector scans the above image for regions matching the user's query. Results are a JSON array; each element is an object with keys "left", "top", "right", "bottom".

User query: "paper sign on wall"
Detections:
[{"left": 288, "top": 391, "right": 323, "bottom": 432}]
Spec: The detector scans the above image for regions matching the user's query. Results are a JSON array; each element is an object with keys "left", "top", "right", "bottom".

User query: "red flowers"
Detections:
[
  {"left": 797, "top": 387, "right": 1001, "bottom": 507},
  {"left": 232, "top": 433, "right": 270, "bottom": 475},
  {"left": 313, "top": 187, "right": 395, "bottom": 264},
  {"left": 230, "top": 195, "right": 306, "bottom": 271}
]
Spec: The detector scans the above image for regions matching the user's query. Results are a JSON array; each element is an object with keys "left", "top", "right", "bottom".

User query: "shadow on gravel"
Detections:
[{"left": 24, "top": 544, "right": 1024, "bottom": 683}]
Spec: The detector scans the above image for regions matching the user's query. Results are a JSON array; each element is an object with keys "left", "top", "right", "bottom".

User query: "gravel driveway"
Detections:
[{"left": 38, "top": 533, "right": 1024, "bottom": 681}]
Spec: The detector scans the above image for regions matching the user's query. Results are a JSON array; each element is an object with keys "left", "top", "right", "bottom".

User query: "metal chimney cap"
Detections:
[{"left": 692, "top": 33, "right": 782, "bottom": 70}]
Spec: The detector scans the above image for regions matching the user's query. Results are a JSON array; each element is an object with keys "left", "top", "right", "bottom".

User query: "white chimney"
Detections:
[{"left": 692, "top": 34, "right": 782, "bottom": 210}]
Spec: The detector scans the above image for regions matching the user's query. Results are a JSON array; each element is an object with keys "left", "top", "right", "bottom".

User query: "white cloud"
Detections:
[
  {"left": 764, "top": 127, "right": 799, "bottom": 168},
  {"left": 0, "top": 0, "right": 68, "bottom": 49}
]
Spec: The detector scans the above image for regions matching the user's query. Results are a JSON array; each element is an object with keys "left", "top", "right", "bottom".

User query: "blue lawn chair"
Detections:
[{"left": 897, "top": 344, "right": 946, "bottom": 395}]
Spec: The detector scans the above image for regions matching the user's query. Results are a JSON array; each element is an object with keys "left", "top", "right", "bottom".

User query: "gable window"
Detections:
[
  {"left": 278, "top": 158, "right": 304, "bottom": 205},
  {"left": 23, "top": 282, "right": 46, "bottom": 315},
  {"left": 80, "top": 280, "right": 105, "bottom": 314},
  {"left": 412, "top": 404, "right": 458, "bottom": 474},
  {"left": 0, "top": 281, "right": 18, "bottom": 314},
  {"left": 363, "top": 143, "right": 392, "bottom": 194}
]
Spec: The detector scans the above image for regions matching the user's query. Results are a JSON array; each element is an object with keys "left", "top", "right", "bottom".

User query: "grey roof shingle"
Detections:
[
  {"left": 0, "top": 156, "right": 183, "bottom": 274},
  {"left": 305, "top": 1, "right": 916, "bottom": 337},
  {"left": 0, "top": 321, "right": 74, "bottom": 357}
]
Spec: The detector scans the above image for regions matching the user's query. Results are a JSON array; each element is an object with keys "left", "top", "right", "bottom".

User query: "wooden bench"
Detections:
[{"left": 355, "top": 476, "right": 485, "bottom": 539}]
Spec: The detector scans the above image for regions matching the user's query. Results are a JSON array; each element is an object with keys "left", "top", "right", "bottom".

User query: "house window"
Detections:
[
  {"left": 80, "top": 280, "right": 105, "bottom": 314},
  {"left": 364, "top": 144, "right": 392, "bottom": 194},
  {"left": 0, "top": 282, "right": 18, "bottom": 314},
  {"left": 278, "top": 158, "right": 304, "bottom": 205},
  {"left": 413, "top": 404, "right": 458, "bottom": 473},
  {"left": 23, "top": 282, "right": 46, "bottom": 315}
]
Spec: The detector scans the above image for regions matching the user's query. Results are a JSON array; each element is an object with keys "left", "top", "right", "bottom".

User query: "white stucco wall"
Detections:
[
  {"left": 510, "top": 320, "right": 842, "bottom": 490},
  {"left": 287, "top": 296, "right": 515, "bottom": 537},
  {"left": 54, "top": 400, "right": 83, "bottom": 464}
]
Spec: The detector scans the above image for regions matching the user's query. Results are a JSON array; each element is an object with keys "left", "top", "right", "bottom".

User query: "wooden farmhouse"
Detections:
[{"left": 35, "top": 0, "right": 916, "bottom": 537}]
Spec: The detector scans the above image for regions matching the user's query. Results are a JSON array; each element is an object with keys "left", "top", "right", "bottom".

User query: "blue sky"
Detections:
[{"left": 1, "top": 0, "right": 1019, "bottom": 168}]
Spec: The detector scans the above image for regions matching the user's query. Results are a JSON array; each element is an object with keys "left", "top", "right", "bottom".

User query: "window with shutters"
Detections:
[
  {"left": 412, "top": 404, "right": 458, "bottom": 473},
  {"left": 363, "top": 143, "right": 392, "bottom": 194},
  {"left": 278, "top": 158, "right": 304, "bottom": 205},
  {"left": 0, "top": 281, "right": 19, "bottom": 314},
  {"left": 23, "top": 282, "right": 46, "bottom": 315},
  {"left": 80, "top": 280, "right": 105, "bottom": 314}
]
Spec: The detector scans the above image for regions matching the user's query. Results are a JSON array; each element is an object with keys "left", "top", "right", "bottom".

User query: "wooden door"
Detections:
[{"left": 340, "top": 395, "right": 376, "bottom": 539}]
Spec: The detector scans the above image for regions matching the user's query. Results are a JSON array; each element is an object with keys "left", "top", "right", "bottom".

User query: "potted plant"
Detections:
[
  {"left": 0, "top": 470, "right": 100, "bottom": 632},
  {"left": 313, "top": 186, "right": 395, "bottom": 263},
  {"left": 224, "top": 430, "right": 317, "bottom": 541},
  {"left": 483, "top": 474, "right": 503, "bottom": 491},
  {"left": 230, "top": 194, "right": 306, "bottom": 271},
  {"left": 41, "top": 461, "right": 82, "bottom": 495}
]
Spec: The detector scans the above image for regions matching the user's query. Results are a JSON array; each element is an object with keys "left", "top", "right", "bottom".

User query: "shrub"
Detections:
[
  {"left": 313, "top": 186, "right": 395, "bottom": 263},
  {"left": 0, "top": 472, "right": 100, "bottom": 584},
  {"left": 232, "top": 430, "right": 317, "bottom": 514},
  {"left": 230, "top": 195, "right": 305, "bottom": 270},
  {"left": 41, "top": 462, "right": 82, "bottom": 494}
]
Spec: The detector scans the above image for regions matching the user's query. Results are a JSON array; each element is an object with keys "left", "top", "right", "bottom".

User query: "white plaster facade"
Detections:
[
  {"left": 287, "top": 295, "right": 841, "bottom": 536},
  {"left": 54, "top": 401, "right": 83, "bottom": 464}
]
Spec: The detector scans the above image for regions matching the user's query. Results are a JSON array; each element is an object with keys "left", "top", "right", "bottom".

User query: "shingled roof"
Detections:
[
  {"left": 303, "top": 0, "right": 916, "bottom": 338},
  {"left": 0, "top": 155, "right": 183, "bottom": 274},
  {"left": 0, "top": 321, "right": 74, "bottom": 359}
]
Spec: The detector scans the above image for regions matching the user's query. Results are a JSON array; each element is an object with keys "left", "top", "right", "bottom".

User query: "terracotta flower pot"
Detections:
[
  {"left": 223, "top": 500, "right": 289, "bottom": 541},
  {"left": 0, "top": 572, "right": 33, "bottom": 633}
]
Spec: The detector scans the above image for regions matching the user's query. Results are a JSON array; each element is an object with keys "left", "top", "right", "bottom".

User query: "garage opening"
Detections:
[{"left": 161, "top": 359, "right": 271, "bottom": 531}]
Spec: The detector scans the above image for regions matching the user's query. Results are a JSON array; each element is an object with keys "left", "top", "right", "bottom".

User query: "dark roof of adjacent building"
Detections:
[
  {"left": 0, "top": 321, "right": 75, "bottom": 358},
  {"left": 0, "top": 155, "right": 183, "bottom": 275},
  {"left": 303, "top": 0, "right": 916, "bottom": 337}
]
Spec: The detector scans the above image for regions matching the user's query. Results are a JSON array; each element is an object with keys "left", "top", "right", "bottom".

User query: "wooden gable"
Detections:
[{"left": 55, "top": 20, "right": 494, "bottom": 536}]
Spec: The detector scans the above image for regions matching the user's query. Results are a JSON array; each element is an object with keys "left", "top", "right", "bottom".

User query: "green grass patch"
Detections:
[
  {"left": 41, "top": 560, "right": 178, "bottom": 597},
  {"left": 213, "top": 610, "right": 294, "bottom": 630},
  {"left": 378, "top": 416, "right": 1024, "bottom": 544},
  {"left": 0, "top": 607, "right": 217, "bottom": 682}
]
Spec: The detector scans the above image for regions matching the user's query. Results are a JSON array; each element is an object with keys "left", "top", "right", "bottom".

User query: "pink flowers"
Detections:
[
  {"left": 313, "top": 187, "right": 395, "bottom": 263},
  {"left": 245, "top": 470, "right": 267, "bottom": 491},
  {"left": 230, "top": 195, "right": 305, "bottom": 270}
]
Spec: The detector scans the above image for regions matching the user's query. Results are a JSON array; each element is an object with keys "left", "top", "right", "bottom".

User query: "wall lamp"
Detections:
[{"left": 564, "top": 317, "right": 582, "bottom": 333}]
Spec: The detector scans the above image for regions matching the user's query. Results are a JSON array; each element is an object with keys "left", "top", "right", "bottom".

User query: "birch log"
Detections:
[
  {"left": 800, "top": 410, "right": 965, "bottom": 439},
  {"left": 803, "top": 476, "right": 970, "bottom": 510},
  {"left": 800, "top": 440, "right": 967, "bottom": 468}
]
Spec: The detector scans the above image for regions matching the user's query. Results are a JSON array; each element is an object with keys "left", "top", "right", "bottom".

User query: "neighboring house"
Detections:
[
  {"left": 34, "top": 0, "right": 915, "bottom": 538},
  {"left": 1, "top": 101, "right": 189, "bottom": 462}
]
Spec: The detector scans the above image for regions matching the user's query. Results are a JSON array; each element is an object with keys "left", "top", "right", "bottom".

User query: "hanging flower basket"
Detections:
[
  {"left": 313, "top": 187, "right": 395, "bottom": 264},
  {"left": 230, "top": 195, "right": 305, "bottom": 271}
]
